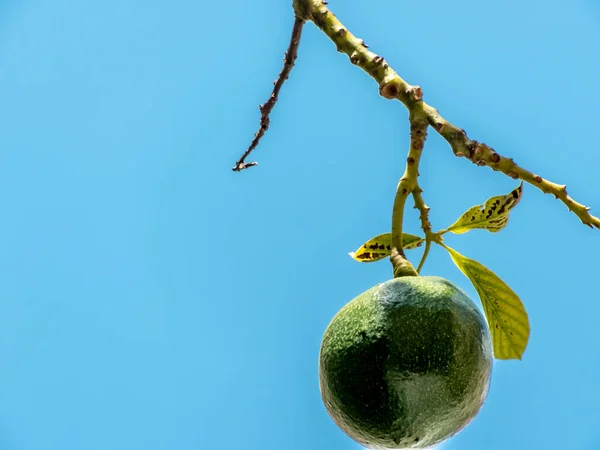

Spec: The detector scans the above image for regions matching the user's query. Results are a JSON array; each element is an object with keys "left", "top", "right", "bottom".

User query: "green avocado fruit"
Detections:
[{"left": 319, "top": 276, "right": 493, "bottom": 449}]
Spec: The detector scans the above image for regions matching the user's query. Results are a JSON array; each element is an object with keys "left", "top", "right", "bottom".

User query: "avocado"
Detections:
[{"left": 319, "top": 276, "right": 493, "bottom": 449}]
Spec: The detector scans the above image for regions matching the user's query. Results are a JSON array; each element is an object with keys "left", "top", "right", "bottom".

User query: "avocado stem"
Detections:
[
  {"left": 390, "top": 108, "right": 429, "bottom": 278},
  {"left": 390, "top": 179, "right": 418, "bottom": 278}
]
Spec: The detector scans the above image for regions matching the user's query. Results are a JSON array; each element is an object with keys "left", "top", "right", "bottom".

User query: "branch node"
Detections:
[
  {"left": 407, "top": 85, "right": 423, "bottom": 102},
  {"left": 413, "top": 139, "right": 424, "bottom": 151},
  {"left": 380, "top": 79, "right": 401, "bottom": 99}
]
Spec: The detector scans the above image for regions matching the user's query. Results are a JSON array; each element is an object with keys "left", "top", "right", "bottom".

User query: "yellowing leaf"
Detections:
[
  {"left": 445, "top": 245, "right": 530, "bottom": 360},
  {"left": 349, "top": 233, "right": 424, "bottom": 263},
  {"left": 445, "top": 182, "right": 523, "bottom": 234}
]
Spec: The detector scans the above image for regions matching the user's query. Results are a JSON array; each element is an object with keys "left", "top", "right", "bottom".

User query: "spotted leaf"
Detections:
[
  {"left": 444, "top": 182, "right": 523, "bottom": 234},
  {"left": 349, "top": 233, "right": 424, "bottom": 263}
]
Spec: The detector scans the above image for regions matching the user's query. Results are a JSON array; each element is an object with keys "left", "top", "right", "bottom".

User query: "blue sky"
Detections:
[{"left": 0, "top": 1, "right": 599, "bottom": 449}]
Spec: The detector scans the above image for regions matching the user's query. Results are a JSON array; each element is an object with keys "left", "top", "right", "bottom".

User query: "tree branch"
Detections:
[
  {"left": 233, "top": 18, "right": 305, "bottom": 171},
  {"left": 301, "top": 0, "right": 600, "bottom": 229}
]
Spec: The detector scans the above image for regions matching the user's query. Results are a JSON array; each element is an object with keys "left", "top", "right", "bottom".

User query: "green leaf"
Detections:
[
  {"left": 445, "top": 182, "right": 523, "bottom": 234},
  {"left": 444, "top": 245, "right": 530, "bottom": 360},
  {"left": 349, "top": 233, "right": 424, "bottom": 263}
]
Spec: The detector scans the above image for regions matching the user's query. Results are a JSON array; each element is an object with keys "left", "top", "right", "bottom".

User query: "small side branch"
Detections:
[
  {"left": 232, "top": 18, "right": 305, "bottom": 171},
  {"left": 412, "top": 186, "right": 434, "bottom": 273}
]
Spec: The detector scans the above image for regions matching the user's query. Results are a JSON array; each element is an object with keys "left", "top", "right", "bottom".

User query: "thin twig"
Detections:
[
  {"left": 232, "top": 18, "right": 305, "bottom": 171},
  {"left": 301, "top": 0, "right": 600, "bottom": 230}
]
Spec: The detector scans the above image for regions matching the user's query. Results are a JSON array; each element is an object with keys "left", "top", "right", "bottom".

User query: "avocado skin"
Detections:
[{"left": 319, "top": 276, "right": 493, "bottom": 449}]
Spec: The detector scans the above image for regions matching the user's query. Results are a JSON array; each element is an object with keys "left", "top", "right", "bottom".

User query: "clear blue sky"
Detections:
[{"left": 1, "top": 1, "right": 599, "bottom": 449}]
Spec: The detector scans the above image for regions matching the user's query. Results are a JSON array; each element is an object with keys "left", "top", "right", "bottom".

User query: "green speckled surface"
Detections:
[{"left": 319, "top": 276, "right": 493, "bottom": 449}]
